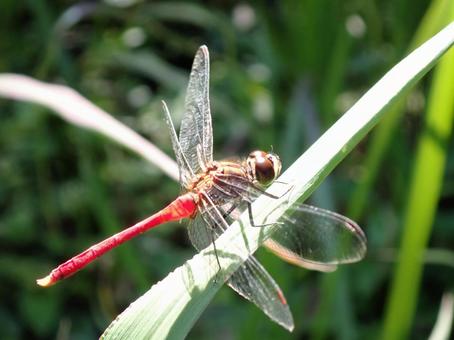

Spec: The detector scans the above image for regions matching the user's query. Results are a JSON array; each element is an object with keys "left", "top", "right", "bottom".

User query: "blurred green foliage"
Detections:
[{"left": 0, "top": 1, "right": 453, "bottom": 339}]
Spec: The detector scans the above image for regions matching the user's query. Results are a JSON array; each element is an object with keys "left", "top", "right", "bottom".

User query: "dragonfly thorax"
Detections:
[{"left": 246, "top": 150, "right": 282, "bottom": 186}]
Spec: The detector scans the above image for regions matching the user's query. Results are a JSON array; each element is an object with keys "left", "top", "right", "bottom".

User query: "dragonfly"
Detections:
[{"left": 37, "top": 45, "right": 367, "bottom": 330}]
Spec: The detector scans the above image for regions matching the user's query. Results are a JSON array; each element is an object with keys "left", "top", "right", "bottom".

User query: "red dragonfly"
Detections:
[{"left": 38, "top": 46, "right": 366, "bottom": 330}]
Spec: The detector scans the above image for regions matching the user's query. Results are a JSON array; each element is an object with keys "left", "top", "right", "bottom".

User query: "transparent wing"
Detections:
[
  {"left": 227, "top": 255, "right": 293, "bottom": 331},
  {"left": 179, "top": 45, "right": 213, "bottom": 174},
  {"left": 162, "top": 101, "right": 195, "bottom": 187},
  {"left": 203, "top": 173, "right": 367, "bottom": 271},
  {"left": 265, "top": 204, "right": 367, "bottom": 272},
  {"left": 188, "top": 200, "right": 293, "bottom": 331}
]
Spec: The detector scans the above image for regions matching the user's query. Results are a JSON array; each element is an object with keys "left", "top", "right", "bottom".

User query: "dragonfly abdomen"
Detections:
[{"left": 37, "top": 193, "right": 198, "bottom": 287}]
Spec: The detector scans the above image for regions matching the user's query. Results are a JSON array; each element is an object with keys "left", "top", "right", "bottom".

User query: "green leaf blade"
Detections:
[{"left": 382, "top": 17, "right": 454, "bottom": 340}]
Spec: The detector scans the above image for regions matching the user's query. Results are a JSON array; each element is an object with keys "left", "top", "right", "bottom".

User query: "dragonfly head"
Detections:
[{"left": 247, "top": 150, "right": 282, "bottom": 186}]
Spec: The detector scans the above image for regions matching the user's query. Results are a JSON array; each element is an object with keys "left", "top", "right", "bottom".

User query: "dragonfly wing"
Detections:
[
  {"left": 264, "top": 239, "right": 337, "bottom": 272},
  {"left": 179, "top": 45, "right": 213, "bottom": 173},
  {"left": 188, "top": 205, "right": 293, "bottom": 331},
  {"left": 187, "top": 202, "right": 241, "bottom": 252},
  {"left": 187, "top": 214, "right": 212, "bottom": 252},
  {"left": 266, "top": 204, "right": 367, "bottom": 271},
  {"left": 227, "top": 255, "right": 294, "bottom": 331},
  {"left": 162, "top": 101, "right": 195, "bottom": 187}
]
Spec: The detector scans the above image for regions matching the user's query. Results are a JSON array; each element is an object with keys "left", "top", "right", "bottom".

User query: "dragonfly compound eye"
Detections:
[
  {"left": 267, "top": 152, "right": 282, "bottom": 178},
  {"left": 248, "top": 150, "right": 280, "bottom": 186}
]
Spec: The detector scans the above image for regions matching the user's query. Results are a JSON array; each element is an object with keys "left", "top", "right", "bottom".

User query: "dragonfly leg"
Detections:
[
  {"left": 213, "top": 173, "right": 286, "bottom": 204},
  {"left": 273, "top": 179, "right": 288, "bottom": 185},
  {"left": 199, "top": 209, "right": 223, "bottom": 281},
  {"left": 247, "top": 202, "right": 283, "bottom": 228},
  {"left": 209, "top": 228, "right": 222, "bottom": 282},
  {"left": 222, "top": 202, "right": 238, "bottom": 219},
  {"left": 250, "top": 182, "right": 294, "bottom": 200}
]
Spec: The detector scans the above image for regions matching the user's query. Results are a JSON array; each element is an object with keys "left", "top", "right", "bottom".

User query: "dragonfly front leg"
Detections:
[{"left": 214, "top": 172, "right": 292, "bottom": 201}]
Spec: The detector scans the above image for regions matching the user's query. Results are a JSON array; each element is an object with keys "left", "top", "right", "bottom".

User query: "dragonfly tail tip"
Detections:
[{"left": 36, "top": 274, "right": 54, "bottom": 287}]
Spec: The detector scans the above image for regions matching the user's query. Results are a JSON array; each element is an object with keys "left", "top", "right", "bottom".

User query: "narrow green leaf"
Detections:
[
  {"left": 382, "top": 15, "right": 454, "bottom": 340},
  {"left": 102, "top": 23, "right": 454, "bottom": 339},
  {"left": 348, "top": 0, "right": 453, "bottom": 221}
]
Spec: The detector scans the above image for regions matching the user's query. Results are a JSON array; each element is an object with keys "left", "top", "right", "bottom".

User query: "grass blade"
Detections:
[
  {"left": 0, "top": 75, "right": 179, "bottom": 180},
  {"left": 382, "top": 16, "right": 454, "bottom": 340},
  {"left": 348, "top": 0, "right": 453, "bottom": 221}
]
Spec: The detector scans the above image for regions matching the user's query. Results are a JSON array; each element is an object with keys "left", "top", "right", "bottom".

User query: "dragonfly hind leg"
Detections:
[
  {"left": 247, "top": 202, "right": 284, "bottom": 228},
  {"left": 199, "top": 209, "right": 223, "bottom": 282},
  {"left": 209, "top": 228, "right": 222, "bottom": 283}
]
